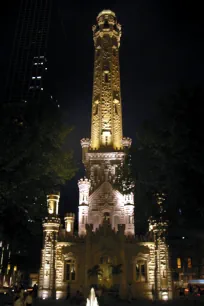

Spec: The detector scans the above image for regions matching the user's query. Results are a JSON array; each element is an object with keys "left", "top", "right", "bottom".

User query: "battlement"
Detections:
[
  {"left": 122, "top": 137, "right": 132, "bottom": 148},
  {"left": 80, "top": 138, "right": 90, "bottom": 148},
  {"left": 78, "top": 178, "right": 91, "bottom": 188},
  {"left": 97, "top": 10, "right": 116, "bottom": 19}
]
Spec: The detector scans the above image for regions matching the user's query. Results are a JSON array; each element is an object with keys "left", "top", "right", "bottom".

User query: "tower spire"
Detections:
[{"left": 91, "top": 10, "right": 123, "bottom": 150}]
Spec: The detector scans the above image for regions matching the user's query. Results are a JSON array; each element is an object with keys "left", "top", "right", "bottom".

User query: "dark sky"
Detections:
[{"left": 1, "top": 0, "right": 204, "bottom": 218}]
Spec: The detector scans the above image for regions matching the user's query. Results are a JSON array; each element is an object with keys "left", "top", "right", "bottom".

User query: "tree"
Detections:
[
  {"left": 0, "top": 94, "right": 77, "bottom": 252},
  {"left": 113, "top": 150, "right": 135, "bottom": 195},
  {"left": 87, "top": 265, "right": 103, "bottom": 286},
  {"left": 134, "top": 86, "right": 204, "bottom": 229}
]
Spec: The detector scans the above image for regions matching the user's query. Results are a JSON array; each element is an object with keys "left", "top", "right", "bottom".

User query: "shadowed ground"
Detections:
[{"left": 1, "top": 294, "right": 204, "bottom": 306}]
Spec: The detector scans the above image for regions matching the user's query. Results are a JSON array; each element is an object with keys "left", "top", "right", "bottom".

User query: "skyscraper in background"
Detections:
[
  {"left": 6, "top": 0, "right": 52, "bottom": 104},
  {"left": 0, "top": 0, "right": 54, "bottom": 287}
]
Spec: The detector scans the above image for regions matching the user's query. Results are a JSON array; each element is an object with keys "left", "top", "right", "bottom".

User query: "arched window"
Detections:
[
  {"left": 135, "top": 260, "right": 147, "bottom": 282},
  {"left": 65, "top": 258, "right": 76, "bottom": 281}
]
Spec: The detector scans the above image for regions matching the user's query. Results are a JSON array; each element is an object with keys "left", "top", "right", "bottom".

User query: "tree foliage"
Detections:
[
  {"left": 134, "top": 86, "right": 204, "bottom": 229},
  {"left": 87, "top": 265, "right": 103, "bottom": 278},
  {"left": 0, "top": 94, "right": 77, "bottom": 248},
  {"left": 113, "top": 150, "right": 135, "bottom": 195}
]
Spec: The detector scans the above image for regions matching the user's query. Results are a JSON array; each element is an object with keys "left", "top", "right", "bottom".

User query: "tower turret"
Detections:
[
  {"left": 38, "top": 193, "right": 60, "bottom": 299},
  {"left": 81, "top": 138, "right": 90, "bottom": 164},
  {"left": 47, "top": 194, "right": 60, "bottom": 215},
  {"left": 64, "top": 213, "right": 75, "bottom": 235},
  {"left": 149, "top": 193, "right": 172, "bottom": 300},
  {"left": 124, "top": 193, "right": 134, "bottom": 236},
  {"left": 78, "top": 178, "right": 91, "bottom": 236},
  {"left": 78, "top": 178, "right": 91, "bottom": 205}
]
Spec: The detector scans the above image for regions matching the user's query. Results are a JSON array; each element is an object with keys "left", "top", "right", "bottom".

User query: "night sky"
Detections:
[{"left": 1, "top": 1, "right": 204, "bottom": 219}]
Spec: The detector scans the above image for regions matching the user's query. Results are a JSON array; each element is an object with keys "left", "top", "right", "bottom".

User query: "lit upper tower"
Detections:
[
  {"left": 79, "top": 10, "right": 134, "bottom": 237},
  {"left": 91, "top": 10, "right": 123, "bottom": 150}
]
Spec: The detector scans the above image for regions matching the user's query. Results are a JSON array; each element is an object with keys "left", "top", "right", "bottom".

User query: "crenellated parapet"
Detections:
[
  {"left": 93, "top": 10, "right": 122, "bottom": 47},
  {"left": 80, "top": 138, "right": 90, "bottom": 148}
]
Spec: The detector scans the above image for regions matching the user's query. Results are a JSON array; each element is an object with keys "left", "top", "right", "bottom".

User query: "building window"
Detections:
[
  {"left": 177, "top": 257, "right": 182, "bottom": 269},
  {"left": 135, "top": 261, "right": 146, "bottom": 282},
  {"left": 105, "top": 136, "right": 108, "bottom": 145},
  {"left": 65, "top": 259, "right": 76, "bottom": 281},
  {"left": 104, "top": 73, "right": 109, "bottom": 83},
  {"left": 94, "top": 104, "right": 98, "bottom": 116},
  {"left": 187, "top": 257, "right": 192, "bottom": 268}
]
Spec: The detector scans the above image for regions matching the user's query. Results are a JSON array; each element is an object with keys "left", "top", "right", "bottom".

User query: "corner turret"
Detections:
[
  {"left": 81, "top": 138, "right": 90, "bottom": 164},
  {"left": 78, "top": 178, "right": 91, "bottom": 236},
  {"left": 64, "top": 213, "right": 75, "bottom": 235},
  {"left": 38, "top": 193, "right": 61, "bottom": 299}
]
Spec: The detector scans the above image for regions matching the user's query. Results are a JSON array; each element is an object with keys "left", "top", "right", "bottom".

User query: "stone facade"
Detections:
[{"left": 38, "top": 10, "right": 172, "bottom": 300}]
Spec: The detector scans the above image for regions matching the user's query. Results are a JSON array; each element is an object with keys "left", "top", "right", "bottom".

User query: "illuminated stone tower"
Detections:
[
  {"left": 79, "top": 10, "right": 134, "bottom": 236},
  {"left": 38, "top": 194, "right": 60, "bottom": 299},
  {"left": 91, "top": 10, "right": 122, "bottom": 150}
]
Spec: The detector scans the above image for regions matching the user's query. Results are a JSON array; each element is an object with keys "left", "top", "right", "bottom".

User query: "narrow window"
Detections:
[
  {"left": 94, "top": 104, "right": 98, "bottom": 115},
  {"left": 105, "top": 73, "right": 109, "bottom": 83},
  {"left": 187, "top": 257, "right": 192, "bottom": 268},
  {"left": 135, "top": 261, "right": 146, "bottom": 282},
  {"left": 135, "top": 264, "right": 140, "bottom": 281},
  {"left": 65, "top": 259, "right": 76, "bottom": 281},
  {"left": 141, "top": 264, "right": 146, "bottom": 281},
  {"left": 105, "top": 136, "right": 108, "bottom": 145},
  {"left": 66, "top": 262, "right": 70, "bottom": 280},
  {"left": 177, "top": 257, "right": 181, "bottom": 269}
]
